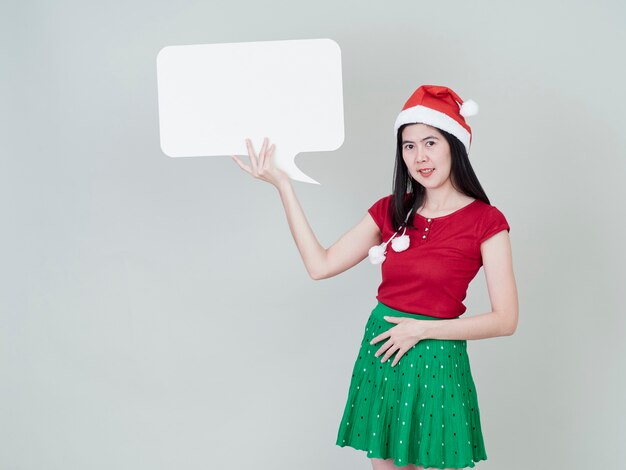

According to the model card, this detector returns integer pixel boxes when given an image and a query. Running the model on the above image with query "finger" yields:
[391,349,406,367]
[231,155,252,173]
[384,316,402,323]
[246,138,259,174]
[374,339,393,358]
[381,344,400,363]
[371,331,390,347]
[258,137,269,169]
[265,143,276,169]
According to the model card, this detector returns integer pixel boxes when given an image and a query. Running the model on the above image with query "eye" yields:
[425,140,436,147]
[403,144,414,150]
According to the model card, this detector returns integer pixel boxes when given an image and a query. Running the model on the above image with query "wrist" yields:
[276,179,292,194]
[420,319,441,341]
[408,319,429,342]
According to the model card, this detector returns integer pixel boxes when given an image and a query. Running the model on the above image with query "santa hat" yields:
[393,85,479,154]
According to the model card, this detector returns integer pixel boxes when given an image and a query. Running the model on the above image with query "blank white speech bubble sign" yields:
[156,38,344,184]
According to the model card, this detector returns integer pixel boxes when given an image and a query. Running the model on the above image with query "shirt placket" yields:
[420,218,433,243]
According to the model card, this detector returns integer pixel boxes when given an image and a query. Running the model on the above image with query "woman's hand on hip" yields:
[231,137,290,190]
[369,316,429,367]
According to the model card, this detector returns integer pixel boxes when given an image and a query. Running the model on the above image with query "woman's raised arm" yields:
[276,182,381,279]
[232,137,382,280]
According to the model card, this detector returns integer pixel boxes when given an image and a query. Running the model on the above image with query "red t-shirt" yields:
[368,194,510,318]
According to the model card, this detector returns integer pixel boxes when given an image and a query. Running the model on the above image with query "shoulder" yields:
[367,194,394,230]
[369,192,412,207]
[472,199,498,211]
[467,199,507,218]
[372,193,394,205]
[368,193,397,212]
[472,200,511,244]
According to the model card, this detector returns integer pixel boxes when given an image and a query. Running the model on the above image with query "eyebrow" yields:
[401,136,439,144]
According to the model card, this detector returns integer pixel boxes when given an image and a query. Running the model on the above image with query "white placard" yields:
[156,38,345,184]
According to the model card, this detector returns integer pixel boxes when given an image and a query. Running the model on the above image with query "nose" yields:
[415,145,427,163]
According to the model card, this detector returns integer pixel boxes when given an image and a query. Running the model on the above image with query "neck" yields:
[422,187,467,211]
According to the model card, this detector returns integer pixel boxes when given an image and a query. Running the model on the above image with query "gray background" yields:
[2,0,625,469]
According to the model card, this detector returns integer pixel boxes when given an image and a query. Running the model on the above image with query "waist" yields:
[371,301,458,321]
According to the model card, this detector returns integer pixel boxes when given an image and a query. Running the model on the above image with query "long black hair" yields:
[390,124,491,231]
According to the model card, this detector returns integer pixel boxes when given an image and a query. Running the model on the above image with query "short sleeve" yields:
[367,194,392,231]
[478,205,510,244]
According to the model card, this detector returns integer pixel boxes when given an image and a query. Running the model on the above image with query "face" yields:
[401,123,453,190]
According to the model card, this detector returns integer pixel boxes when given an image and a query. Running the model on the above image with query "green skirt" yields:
[336,301,487,469]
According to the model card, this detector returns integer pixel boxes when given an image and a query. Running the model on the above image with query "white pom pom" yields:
[391,234,410,252]
[368,244,387,265]
[459,99,479,118]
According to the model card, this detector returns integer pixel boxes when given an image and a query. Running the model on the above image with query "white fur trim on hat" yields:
[394,105,471,153]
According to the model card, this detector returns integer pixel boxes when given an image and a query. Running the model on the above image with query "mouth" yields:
[418,168,434,175]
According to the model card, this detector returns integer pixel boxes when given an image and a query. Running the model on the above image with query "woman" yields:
[232,84,518,470]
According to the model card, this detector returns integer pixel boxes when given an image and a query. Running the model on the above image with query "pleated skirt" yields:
[336,301,487,469]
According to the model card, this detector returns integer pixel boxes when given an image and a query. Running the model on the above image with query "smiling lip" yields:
[418,168,434,177]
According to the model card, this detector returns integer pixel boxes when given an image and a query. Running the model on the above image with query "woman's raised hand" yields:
[231,137,290,190]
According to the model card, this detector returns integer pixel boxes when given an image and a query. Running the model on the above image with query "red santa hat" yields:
[393,85,479,154]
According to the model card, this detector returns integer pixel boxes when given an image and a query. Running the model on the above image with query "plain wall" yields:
[2,0,625,469]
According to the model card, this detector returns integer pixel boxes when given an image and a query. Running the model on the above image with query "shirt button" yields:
[422,235,427,239]
[424,227,429,231]
[427,218,432,222]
